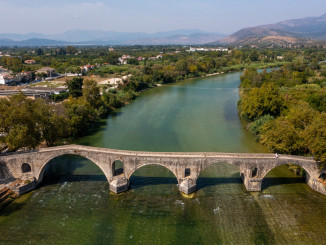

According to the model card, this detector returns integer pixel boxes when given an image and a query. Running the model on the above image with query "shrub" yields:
[248,115,274,140]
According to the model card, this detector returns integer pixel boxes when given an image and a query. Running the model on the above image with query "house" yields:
[15,72,33,82]
[118,58,128,65]
[156,54,163,59]
[80,65,96,73]
[24,60,36,65]
[121,55,133,59]
[0,74,14,85]
[118,55,135,65]
[36,67,55,77]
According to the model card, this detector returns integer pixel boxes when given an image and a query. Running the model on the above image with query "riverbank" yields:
[0,61,286,207]
[2,71,326,244]
[237,61,326,171]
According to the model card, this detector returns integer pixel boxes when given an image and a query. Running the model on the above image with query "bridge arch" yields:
[127,163,178,181]
[36,153,109,184]
[112,160,124,176]
[260,162,317,181]
[196,161,242,190]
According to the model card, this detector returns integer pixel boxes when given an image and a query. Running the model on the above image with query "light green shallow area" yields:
[1,72,326,245]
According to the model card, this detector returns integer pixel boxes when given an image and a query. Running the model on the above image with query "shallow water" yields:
[1,73,326,244]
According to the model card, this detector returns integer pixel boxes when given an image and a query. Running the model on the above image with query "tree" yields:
[286,103,317,130]
[36,48,44,56]
[303,112,326,164]
[249,50,260,62]
[83,79,101,108]
[127,58,139,65]
[64,97,99,137]
[0,93,41,151]
[34,100,69,146]
[240,83,284,120]
[260,118,305,154]
[66,46,77,55]
[175,60,188,73]
[66,77,84,98]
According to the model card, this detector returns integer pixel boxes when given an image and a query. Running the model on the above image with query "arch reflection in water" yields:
[41,154,107,186]
[129,164,178,195]
[196,162,244,194]
[262,164,306,192]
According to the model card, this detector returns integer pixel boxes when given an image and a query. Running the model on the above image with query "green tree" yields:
[175,60,188,73]
[240,83,284,120]
[66,77,84,98]
[66,46,77,55]
[0,93,41,151]
[303,112,326,164]
[64,97,99,137]
[82,79,101,108]
[260,118,304,154]
[249,50,260,62]
[34,100,69,146]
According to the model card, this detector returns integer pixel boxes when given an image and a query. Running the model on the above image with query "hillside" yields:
[0,29,225,46]
[0,38,69,47]
[218,13,326,46]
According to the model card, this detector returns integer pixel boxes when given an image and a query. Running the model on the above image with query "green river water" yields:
[1,72,326,244]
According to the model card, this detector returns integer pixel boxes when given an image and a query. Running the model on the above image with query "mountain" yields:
[218,13,326,46]
[125,33,224,45]
[0,38,70,47]
[0,29,225,46]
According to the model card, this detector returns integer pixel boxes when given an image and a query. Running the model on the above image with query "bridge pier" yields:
[241,170,262,192]
[244,178,263,191]
[109,177,129,194]
[179,178,197,195]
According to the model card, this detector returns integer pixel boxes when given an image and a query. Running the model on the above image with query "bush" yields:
[248,115,274,140]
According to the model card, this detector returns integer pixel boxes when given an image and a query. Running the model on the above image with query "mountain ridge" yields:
[0,29,225,46]
[218,13,326,46]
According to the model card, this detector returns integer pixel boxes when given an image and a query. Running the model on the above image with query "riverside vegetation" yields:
[0,46,325,153]
[239,57,326,167]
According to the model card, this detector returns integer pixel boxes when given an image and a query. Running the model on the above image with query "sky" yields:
[0,0,325,34]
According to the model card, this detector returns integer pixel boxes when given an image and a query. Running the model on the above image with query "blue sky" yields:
[1,0,325,34]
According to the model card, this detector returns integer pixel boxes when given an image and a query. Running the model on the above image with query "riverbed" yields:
[0,72,326,244]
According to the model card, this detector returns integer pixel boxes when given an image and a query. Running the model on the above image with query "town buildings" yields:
[36,67,56,77]
[24,60,36,65]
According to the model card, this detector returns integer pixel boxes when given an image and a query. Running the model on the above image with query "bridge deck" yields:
[0,144,316,162]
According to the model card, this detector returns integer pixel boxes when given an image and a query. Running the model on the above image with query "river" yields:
[1,72,326,244]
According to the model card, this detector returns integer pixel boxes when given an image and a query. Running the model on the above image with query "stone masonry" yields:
[0,145,324,195]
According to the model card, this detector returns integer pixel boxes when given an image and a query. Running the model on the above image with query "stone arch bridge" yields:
[0,145,325,195]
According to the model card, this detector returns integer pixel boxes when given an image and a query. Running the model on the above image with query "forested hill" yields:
[216,13,326,46]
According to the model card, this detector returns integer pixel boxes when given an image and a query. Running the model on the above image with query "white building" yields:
[0,74,14,85]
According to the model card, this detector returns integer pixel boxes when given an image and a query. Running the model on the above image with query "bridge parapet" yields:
[0,145,322,195]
